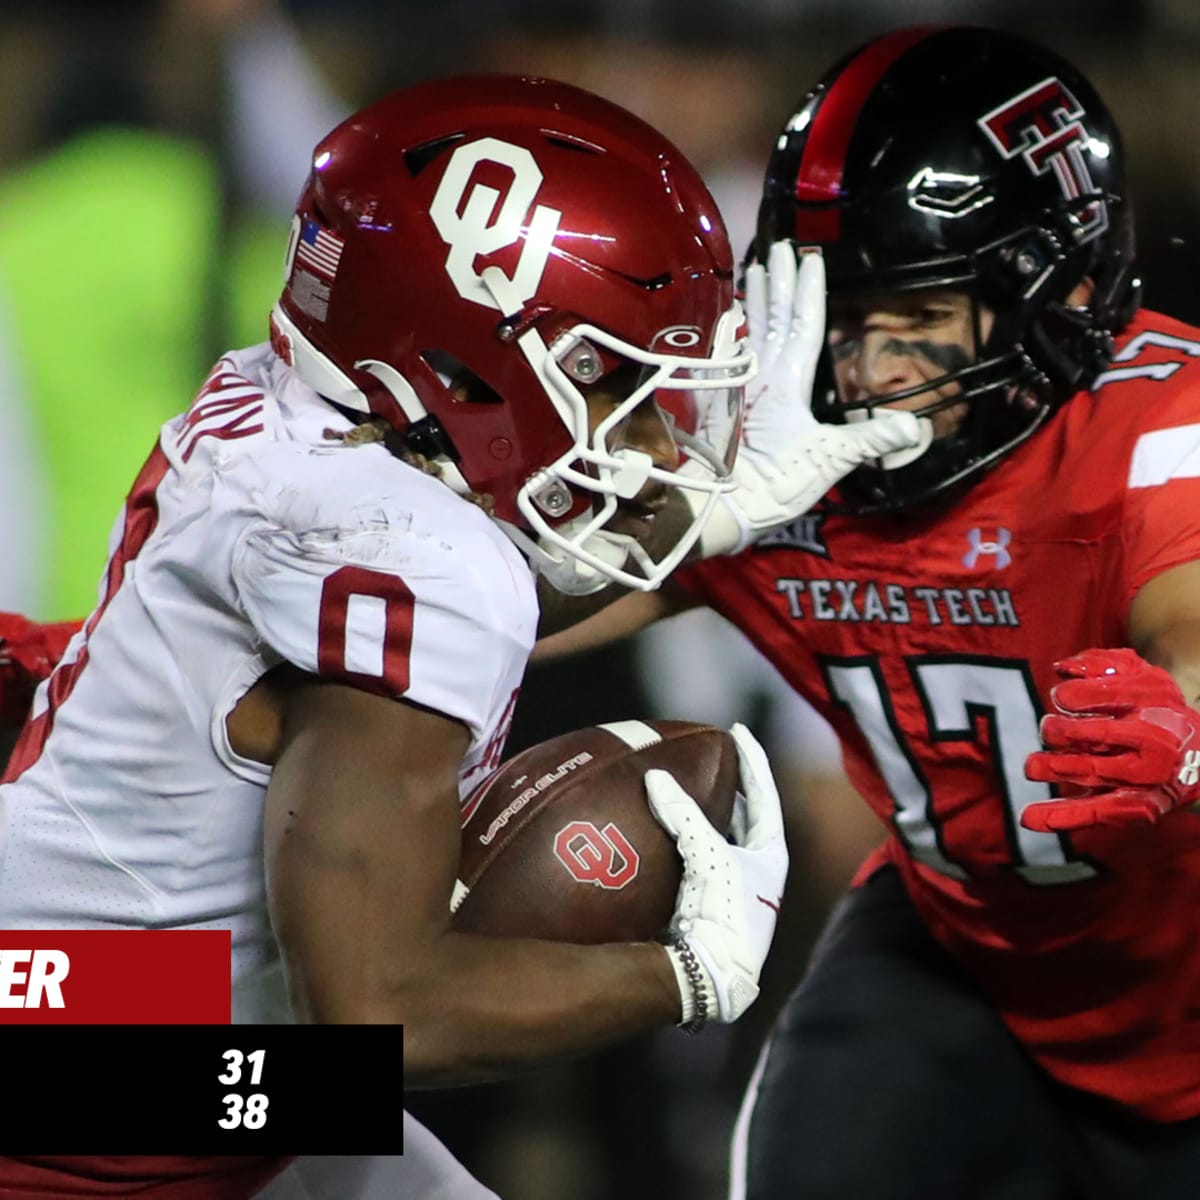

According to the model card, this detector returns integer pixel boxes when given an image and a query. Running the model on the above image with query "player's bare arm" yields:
[247,671,679,1083]
[1127,559,1200,706]
[532,580,696,664]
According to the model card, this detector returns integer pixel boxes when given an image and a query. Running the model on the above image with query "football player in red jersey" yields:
[536,25,1200,1199]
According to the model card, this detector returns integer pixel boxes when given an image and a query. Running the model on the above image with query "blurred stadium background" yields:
[0,2,1196,1197]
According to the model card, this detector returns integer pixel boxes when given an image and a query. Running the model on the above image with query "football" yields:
[452,720,739,943]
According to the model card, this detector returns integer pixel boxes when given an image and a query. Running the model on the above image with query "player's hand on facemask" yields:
[644,723,788,1028]
[686,242,932,557]
[1022,648,1200,831]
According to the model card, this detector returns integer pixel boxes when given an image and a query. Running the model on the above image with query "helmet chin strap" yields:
[535,523,634,597]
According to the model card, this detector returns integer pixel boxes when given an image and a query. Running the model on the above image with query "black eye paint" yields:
[876,337,972,375]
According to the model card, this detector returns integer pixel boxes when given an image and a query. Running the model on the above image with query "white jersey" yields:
[0,343,537,1018]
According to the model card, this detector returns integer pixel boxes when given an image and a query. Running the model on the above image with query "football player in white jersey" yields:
[0,75,797,1197]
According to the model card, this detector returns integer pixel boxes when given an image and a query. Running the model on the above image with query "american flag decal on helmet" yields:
[295,218,345,282]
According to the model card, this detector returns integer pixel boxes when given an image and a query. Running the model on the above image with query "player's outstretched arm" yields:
[262,674,684,1085]
[1022,560,1200,831]
[644,724,789,1027]
[532,579,697,663]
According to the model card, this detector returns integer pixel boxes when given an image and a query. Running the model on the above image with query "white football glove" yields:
[645,723,789,1027]
[683,241,932,557]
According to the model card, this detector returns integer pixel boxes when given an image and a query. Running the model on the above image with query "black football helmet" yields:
[756,25,1140,512]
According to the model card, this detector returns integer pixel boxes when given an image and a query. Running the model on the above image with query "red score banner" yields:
[0,930,231,1023]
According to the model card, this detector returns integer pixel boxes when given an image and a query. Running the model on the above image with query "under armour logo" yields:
[963,527,1012,569]
[1178,750,1200,787]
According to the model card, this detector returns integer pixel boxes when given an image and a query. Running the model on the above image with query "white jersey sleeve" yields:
[226,445,535,742]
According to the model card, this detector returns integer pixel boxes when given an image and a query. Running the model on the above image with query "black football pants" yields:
[731,866,1200,1200]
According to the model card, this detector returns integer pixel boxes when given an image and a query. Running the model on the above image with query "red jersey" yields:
[679,308,1200,1120]
[0,615,79,724]
[0,1157,293,1199]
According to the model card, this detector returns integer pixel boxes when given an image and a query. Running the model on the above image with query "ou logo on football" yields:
[429,137,562,311]
[554,820,641,890]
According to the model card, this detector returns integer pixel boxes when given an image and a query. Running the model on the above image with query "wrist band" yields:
[661,930,711,1034]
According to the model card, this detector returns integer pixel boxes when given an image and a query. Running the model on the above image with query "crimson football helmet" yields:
[270,74,751,592]
[756,26,1139,512]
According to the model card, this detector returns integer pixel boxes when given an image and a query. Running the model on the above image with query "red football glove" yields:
[1023,648,1200,832]
[0,613,80,725]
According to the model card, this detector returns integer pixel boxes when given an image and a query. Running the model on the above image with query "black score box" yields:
[4,1026,404,1152]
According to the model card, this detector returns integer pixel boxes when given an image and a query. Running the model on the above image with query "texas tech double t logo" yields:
[979,77,1108,242]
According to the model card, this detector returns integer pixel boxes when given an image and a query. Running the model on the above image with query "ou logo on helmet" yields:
[554,820,641,890]
[429,137,563,311]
